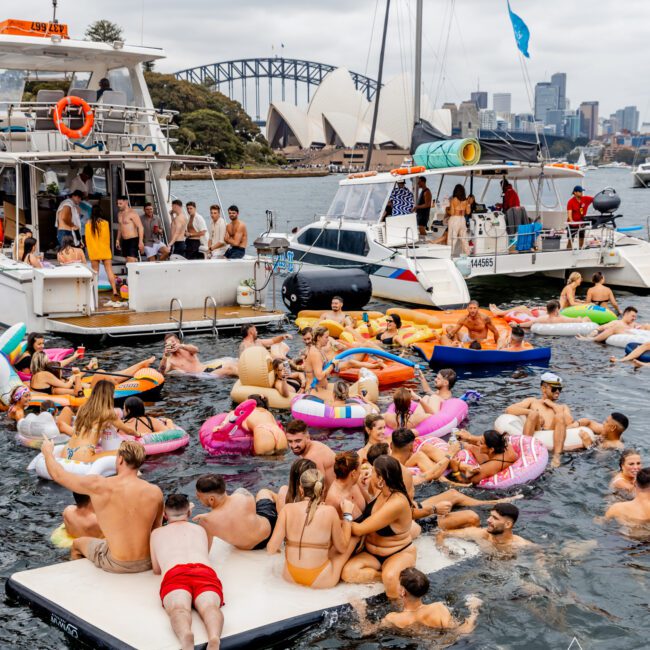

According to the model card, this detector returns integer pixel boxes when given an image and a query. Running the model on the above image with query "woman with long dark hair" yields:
[342,454,417,598]
[449,429,518,484]
[22,237,44,268]
[85,204,118,299]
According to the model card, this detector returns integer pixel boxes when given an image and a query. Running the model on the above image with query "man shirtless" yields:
[319,296,353,328]
[447,300,500,344]
[414,367,456,414]
[575,412,629,450]
[151,494,223,650]
[62,492,102,539]
[194,474,278,550]
[42,439,164,572]
[168,199,189,258]
[239,323,291,359]
[223,205,248,259]
[604,468,650,526]
[579,306,645,342]
[116,195,144,263]
[159,334,238,378]
[505,372,576,466]
[285,419,336,490]
[437,503,533,551]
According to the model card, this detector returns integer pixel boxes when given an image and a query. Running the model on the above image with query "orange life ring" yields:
[53,95,94,139]
[390,165,426,176]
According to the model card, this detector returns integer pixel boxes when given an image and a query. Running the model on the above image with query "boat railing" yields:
[0,100,178,154]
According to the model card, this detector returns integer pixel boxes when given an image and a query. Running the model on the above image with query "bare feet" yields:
[489,304,502,316]
[551,454,561,468]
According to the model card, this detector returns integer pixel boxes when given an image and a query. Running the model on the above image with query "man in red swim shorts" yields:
[150,494,224,650]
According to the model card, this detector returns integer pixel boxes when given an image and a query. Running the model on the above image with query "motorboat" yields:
[0,20,285,339]
[631,159,650,188]
[287,163,650,308]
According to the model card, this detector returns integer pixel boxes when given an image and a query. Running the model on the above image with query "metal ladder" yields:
[169,298,184,339]
[203,296,219,339]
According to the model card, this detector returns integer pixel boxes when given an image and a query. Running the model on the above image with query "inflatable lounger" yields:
[6,536,477,650]
[413,342,551,366]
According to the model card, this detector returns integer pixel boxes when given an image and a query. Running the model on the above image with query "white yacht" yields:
[631,159,650,188]
[287,163,650,308]
[0,21,285,339]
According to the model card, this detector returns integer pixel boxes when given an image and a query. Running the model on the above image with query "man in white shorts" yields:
[142,202,170,261]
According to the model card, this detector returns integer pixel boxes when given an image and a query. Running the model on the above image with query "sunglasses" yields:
[548,385,562,393]
[386,319,394,323]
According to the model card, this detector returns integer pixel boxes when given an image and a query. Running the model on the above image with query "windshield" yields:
[0,69,26,104]
[326,183,389,221]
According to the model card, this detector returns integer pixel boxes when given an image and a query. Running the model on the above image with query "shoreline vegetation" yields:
[169,167,331,180]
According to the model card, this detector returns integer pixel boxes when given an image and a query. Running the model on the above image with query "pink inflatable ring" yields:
[385,397,468,440]
[199,399,257,456]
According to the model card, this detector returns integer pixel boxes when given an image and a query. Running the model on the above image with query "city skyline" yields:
[15,0,649,126]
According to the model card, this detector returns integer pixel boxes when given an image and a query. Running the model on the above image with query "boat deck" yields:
[48,305,287,339]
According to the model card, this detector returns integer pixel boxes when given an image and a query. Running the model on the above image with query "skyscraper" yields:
[622,106,640,133]
[470,91,488,109]
[579,101,599,140]
[534,82,559,122]
[493,93,511,114]
[550,73,567,110]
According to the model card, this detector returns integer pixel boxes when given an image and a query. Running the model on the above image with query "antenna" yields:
[52,0,58,23]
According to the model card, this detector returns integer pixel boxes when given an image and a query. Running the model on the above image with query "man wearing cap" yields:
[505,372,576,467]
[566,186,593,249]
[388,180,414,217]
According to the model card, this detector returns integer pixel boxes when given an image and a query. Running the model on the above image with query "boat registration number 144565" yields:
[470,256,494,269]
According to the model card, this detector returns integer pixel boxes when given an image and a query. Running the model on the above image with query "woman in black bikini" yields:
[121,397,176,434]
[375,314,402,345]
[341,455,417,599]
[449,429,517,485]
[30,351,83,396]
[586,272,620,315]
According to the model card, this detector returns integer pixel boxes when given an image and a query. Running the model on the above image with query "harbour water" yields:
[2,168,649,649]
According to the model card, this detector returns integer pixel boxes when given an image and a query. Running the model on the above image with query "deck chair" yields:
[97,90,127,135]
[67,88,99,130]
[514,222,542,252]
[34,90,64,130]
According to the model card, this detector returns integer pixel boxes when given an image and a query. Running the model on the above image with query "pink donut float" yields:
[453,434,547,489]
[199,399,257,455]
[100,428,190,456]
[290,395,369,429]
[384,398,468,440]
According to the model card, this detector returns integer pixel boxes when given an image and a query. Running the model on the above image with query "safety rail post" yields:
[168,298,184,339]
[203,296,219,339]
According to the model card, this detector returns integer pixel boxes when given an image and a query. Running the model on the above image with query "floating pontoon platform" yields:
[6,536,476,649]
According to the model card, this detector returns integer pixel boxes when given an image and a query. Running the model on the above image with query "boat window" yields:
[297,227,368,256]
[0,69,26,104]
[361,183,389,221]
[326,183,389,221]
[69,72,91,92]
[107,67,134,104]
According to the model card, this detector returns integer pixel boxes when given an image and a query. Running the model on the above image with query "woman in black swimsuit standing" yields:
[341,455,417,599]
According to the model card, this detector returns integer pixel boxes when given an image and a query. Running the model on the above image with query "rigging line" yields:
[395,0,410,137]
[355,0,381,136]
[424,0,450,107]
[433,1,455,110]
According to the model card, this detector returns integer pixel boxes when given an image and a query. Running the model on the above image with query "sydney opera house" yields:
[266,68,451,167]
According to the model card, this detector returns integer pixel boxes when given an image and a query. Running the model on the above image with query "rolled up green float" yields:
[413,138,481,169]
[560,304,617,324]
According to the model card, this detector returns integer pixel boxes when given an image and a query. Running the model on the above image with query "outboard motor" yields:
[590,187,622,228]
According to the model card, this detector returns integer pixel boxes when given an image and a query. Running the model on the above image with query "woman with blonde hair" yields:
[267,468,358,588]
[30,351,83,396]
[60,380,140,463]
[559,271,584,309]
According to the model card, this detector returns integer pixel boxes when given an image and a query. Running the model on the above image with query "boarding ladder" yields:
[169,298,184,339]
[203,296,219,339]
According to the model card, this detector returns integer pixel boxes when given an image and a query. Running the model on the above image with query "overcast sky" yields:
[16,0,650,122]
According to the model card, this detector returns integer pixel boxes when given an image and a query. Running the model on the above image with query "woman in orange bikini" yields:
[267,468,358,588]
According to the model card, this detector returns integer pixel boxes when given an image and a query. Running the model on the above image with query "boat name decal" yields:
[470,257,495,269]
[50,613,79,638]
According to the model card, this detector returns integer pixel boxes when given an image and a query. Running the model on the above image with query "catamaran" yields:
[0,18,284,339]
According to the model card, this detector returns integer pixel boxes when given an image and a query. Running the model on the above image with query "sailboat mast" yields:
[414,0,423,125]
[365,0,391,171]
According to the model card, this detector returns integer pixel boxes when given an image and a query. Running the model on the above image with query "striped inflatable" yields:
[291,395,369,429]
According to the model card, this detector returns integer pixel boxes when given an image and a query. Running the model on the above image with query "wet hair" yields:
[618,448,641,471]
[73,492,91,507]
[228,205,239,213]
[363,413,384,444]
[393,387,413,428]
[171,199,183,207]
[26,332,45,355]
[241,323,255,337]
[22,237,37,261]
[546,299,560,314]
[469,340,482,350]
[186,201,196,208]
[299,469,324,525]
[123,396,145,419]
[373,455,413,506]
[483,429,508,454]
[286,458,317,503]
[165,493,190,514]
[635,468,650,489]
[312,326,329,345]
[367,442,390,466]
[611,412,629,433]
[391,427,415,450]
[492,502,519,523]
[567,272,582,285]
[196,474,226,494]
[210,204,221,212]
[117,440,146,469]
[623,306,638,315]
[511,325,525,340]
[286,419,308,436]
[452,184,467,201]
[399,567,429,598]
[334,450,360,479]
[249,393,269,409]
[438,368,456,388]
[272,358,285,375]
[387,313,402,328]
[333,381,349,401]
[592,271,604,284]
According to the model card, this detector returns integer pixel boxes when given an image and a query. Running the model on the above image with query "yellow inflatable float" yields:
[231,347,380,409]
[387,308,442,346]
[295,310,385,339]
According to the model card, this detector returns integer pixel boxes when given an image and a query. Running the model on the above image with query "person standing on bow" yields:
[566,185,593,249]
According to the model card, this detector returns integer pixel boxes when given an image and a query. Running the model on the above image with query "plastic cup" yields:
[76,345,85,360]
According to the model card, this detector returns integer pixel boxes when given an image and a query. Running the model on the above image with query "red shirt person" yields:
[567,186,593,224]
[501,180,521,211]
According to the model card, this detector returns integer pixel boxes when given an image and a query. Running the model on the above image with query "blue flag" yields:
[507,0,530,58]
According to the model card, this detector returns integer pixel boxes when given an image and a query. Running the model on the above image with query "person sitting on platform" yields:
[63,492,103,540]
[142,202,170,261]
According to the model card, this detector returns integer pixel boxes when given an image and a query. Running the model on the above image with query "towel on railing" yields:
[515,222,542,251]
